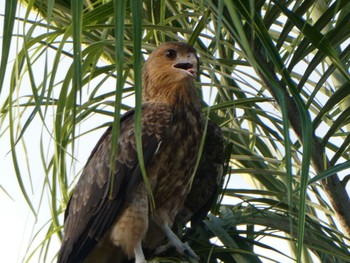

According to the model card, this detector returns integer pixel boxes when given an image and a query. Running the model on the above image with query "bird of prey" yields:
[57,42,224,263]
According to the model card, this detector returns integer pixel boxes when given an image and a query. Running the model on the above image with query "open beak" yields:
[173,62,197,78]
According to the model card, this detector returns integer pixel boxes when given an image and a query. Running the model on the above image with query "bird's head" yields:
[142,42,199,105]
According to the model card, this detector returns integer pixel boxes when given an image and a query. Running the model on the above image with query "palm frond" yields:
[1,1,350,262]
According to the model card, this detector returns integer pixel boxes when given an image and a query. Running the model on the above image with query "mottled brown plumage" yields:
[178,120,224,227]
[143,119,224,260]
[57,42,223,263]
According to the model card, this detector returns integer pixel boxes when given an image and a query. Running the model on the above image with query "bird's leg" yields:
[154,241,173,255]
[134,241,147,263]
[156,223,199,261]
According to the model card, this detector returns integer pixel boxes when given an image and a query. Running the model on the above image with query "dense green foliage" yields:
[1,1,350,262]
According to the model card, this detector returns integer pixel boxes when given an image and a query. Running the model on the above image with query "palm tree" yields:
[1,0,350,262]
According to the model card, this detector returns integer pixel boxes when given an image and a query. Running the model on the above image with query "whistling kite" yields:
[57,42,224,263]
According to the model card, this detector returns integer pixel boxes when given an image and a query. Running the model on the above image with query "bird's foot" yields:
[155,241,172,255]
[159,224,199,261]
[155,241,199,261]
[175,241,199,261]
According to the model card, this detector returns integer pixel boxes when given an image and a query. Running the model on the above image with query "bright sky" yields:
[0,4,58,262]
[0,3,104,262]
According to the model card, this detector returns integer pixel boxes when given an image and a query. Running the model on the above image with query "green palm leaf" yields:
[1,1,350,262]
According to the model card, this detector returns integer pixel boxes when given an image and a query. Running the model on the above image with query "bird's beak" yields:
[173,62,197,78]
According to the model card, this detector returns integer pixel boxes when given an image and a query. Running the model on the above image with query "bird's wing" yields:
[178,120,224,226]
[58,103,173,263]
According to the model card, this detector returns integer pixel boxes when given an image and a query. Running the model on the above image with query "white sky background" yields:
[2,2,347,263]
[0,3,111,262]
[0,4,57,263]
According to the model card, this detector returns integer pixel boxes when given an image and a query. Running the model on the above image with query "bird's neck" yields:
[142,80,201,111]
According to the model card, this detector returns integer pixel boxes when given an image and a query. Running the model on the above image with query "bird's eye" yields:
[165,49,177,59]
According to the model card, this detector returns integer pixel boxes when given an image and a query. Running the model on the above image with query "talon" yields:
[158,224,199,261]
[177,242,199,261]
[155,242,172,255]
[181,244,199,260]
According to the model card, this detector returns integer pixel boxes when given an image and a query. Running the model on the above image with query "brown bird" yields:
[57,42,223,263]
